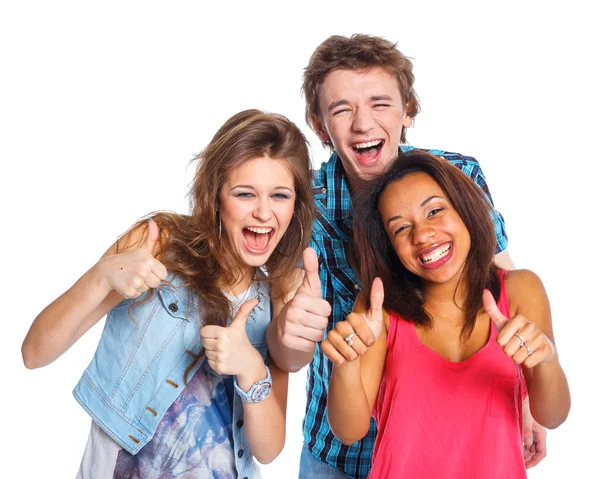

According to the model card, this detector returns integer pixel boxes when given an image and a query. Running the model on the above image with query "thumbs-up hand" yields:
[321,278,385,366]
[202,299,264,379]
[99,218,168,299]
[297,247,323,298]
[275,248,332,352]
[483,289,555,368]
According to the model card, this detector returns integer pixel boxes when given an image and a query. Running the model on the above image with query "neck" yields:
[218,266,256,296]
[421,272,469,320]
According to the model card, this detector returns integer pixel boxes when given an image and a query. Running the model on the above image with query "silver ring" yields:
[514,333,526,348]
[525,344,533,356]
[344,333,357,346]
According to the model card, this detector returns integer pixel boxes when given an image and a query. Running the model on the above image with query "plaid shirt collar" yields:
[316,146,417,224]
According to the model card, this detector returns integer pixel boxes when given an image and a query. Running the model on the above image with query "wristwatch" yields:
[234,365,272,403]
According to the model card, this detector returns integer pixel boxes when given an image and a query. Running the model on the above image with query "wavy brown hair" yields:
[302,34,420,146]
[353,151,501,340]
[121,109,314,330]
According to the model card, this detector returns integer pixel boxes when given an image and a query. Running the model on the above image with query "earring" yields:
[218,214,222,239]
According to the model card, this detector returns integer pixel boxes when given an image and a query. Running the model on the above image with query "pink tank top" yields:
[371,272,527,478]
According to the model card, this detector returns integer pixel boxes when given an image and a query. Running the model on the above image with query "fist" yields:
[202,299,262,376]
[483,289,555,368]
[100,218,168,298]
[321,278,384,366]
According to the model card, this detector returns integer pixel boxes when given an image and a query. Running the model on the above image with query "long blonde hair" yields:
[122,109,314,327]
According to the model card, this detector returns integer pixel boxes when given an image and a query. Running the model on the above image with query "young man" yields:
[267,34,546,478]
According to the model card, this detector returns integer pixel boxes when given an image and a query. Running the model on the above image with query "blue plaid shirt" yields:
[304,146,508,479]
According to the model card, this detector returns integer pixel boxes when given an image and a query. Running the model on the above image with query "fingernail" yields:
[368,339,375,346]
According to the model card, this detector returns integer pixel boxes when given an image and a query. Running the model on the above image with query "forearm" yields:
[22,263,115,369]
[327,360,372,445]
[266,320,315,373]
[527,359,570,429]
[238,362,288,464]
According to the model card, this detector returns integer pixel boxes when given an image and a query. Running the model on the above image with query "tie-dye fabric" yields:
[76,277,270,479]
[113,360,236,478]
[78,361,237,479]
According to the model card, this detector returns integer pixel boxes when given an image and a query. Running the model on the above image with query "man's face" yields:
[313,66,413,189]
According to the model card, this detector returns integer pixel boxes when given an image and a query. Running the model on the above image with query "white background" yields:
[2,1,598,477]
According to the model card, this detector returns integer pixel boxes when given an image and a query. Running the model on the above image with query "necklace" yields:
[226,279,265,324]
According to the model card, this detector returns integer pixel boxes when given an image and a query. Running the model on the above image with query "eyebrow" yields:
[231,185,294,192]
[372,95,393,102]
[327,95,395,112]
[385,195,444,226]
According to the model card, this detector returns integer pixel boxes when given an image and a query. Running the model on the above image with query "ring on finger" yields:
[344,333,357,346]
[514,333,526,348]
[525,343,533,356]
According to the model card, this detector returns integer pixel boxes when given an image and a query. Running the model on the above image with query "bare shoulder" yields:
[506,269,550,324]
[506,269,546,297]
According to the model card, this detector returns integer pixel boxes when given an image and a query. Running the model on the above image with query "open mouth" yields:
[418,242,453,269]
[352,140,384,165]
[242,226,275,254]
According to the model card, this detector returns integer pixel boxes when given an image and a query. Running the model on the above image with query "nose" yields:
[352,106,375,133]
[412,222,436,245]
[253,198,273,222]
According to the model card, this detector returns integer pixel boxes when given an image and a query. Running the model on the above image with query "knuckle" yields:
[125,289,139,298]
[334,321,347,333]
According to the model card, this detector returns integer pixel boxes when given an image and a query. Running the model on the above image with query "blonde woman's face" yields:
[218,156,296,272]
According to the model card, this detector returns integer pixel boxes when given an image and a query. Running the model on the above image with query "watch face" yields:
[251,383,272,402]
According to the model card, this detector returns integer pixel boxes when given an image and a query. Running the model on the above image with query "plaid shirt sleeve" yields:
[437,150,509,254]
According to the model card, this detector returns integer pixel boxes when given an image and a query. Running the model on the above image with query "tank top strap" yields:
[386,309,415,350]
[497,268,510,318]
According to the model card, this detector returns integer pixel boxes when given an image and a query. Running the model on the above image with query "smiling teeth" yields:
[353,140,382,149]
[247,227,272,234]
[420,244,451,264]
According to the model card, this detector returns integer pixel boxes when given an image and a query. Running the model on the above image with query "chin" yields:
[240,251,272,268]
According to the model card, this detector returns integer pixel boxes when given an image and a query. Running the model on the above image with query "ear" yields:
[311,114,331,144]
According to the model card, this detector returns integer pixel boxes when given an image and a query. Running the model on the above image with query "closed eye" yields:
[333,108,351,116]
[273,193,291,200]
[235,192,255,199]
[393,224,410,236]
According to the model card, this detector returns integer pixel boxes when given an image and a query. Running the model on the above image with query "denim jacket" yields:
[73,275,270,479]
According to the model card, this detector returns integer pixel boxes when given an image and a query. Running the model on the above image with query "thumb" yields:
[482,289,509,331]
[300,247,322,298]
[229,298,259,330]
[368,277,384,324]
[141,218,160,255]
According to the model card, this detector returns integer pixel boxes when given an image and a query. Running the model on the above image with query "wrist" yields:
[85,260,114,297]
[536,353,561,371]
[235,349,265,390]
[333,358,361,374]
[235,363,272,403]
